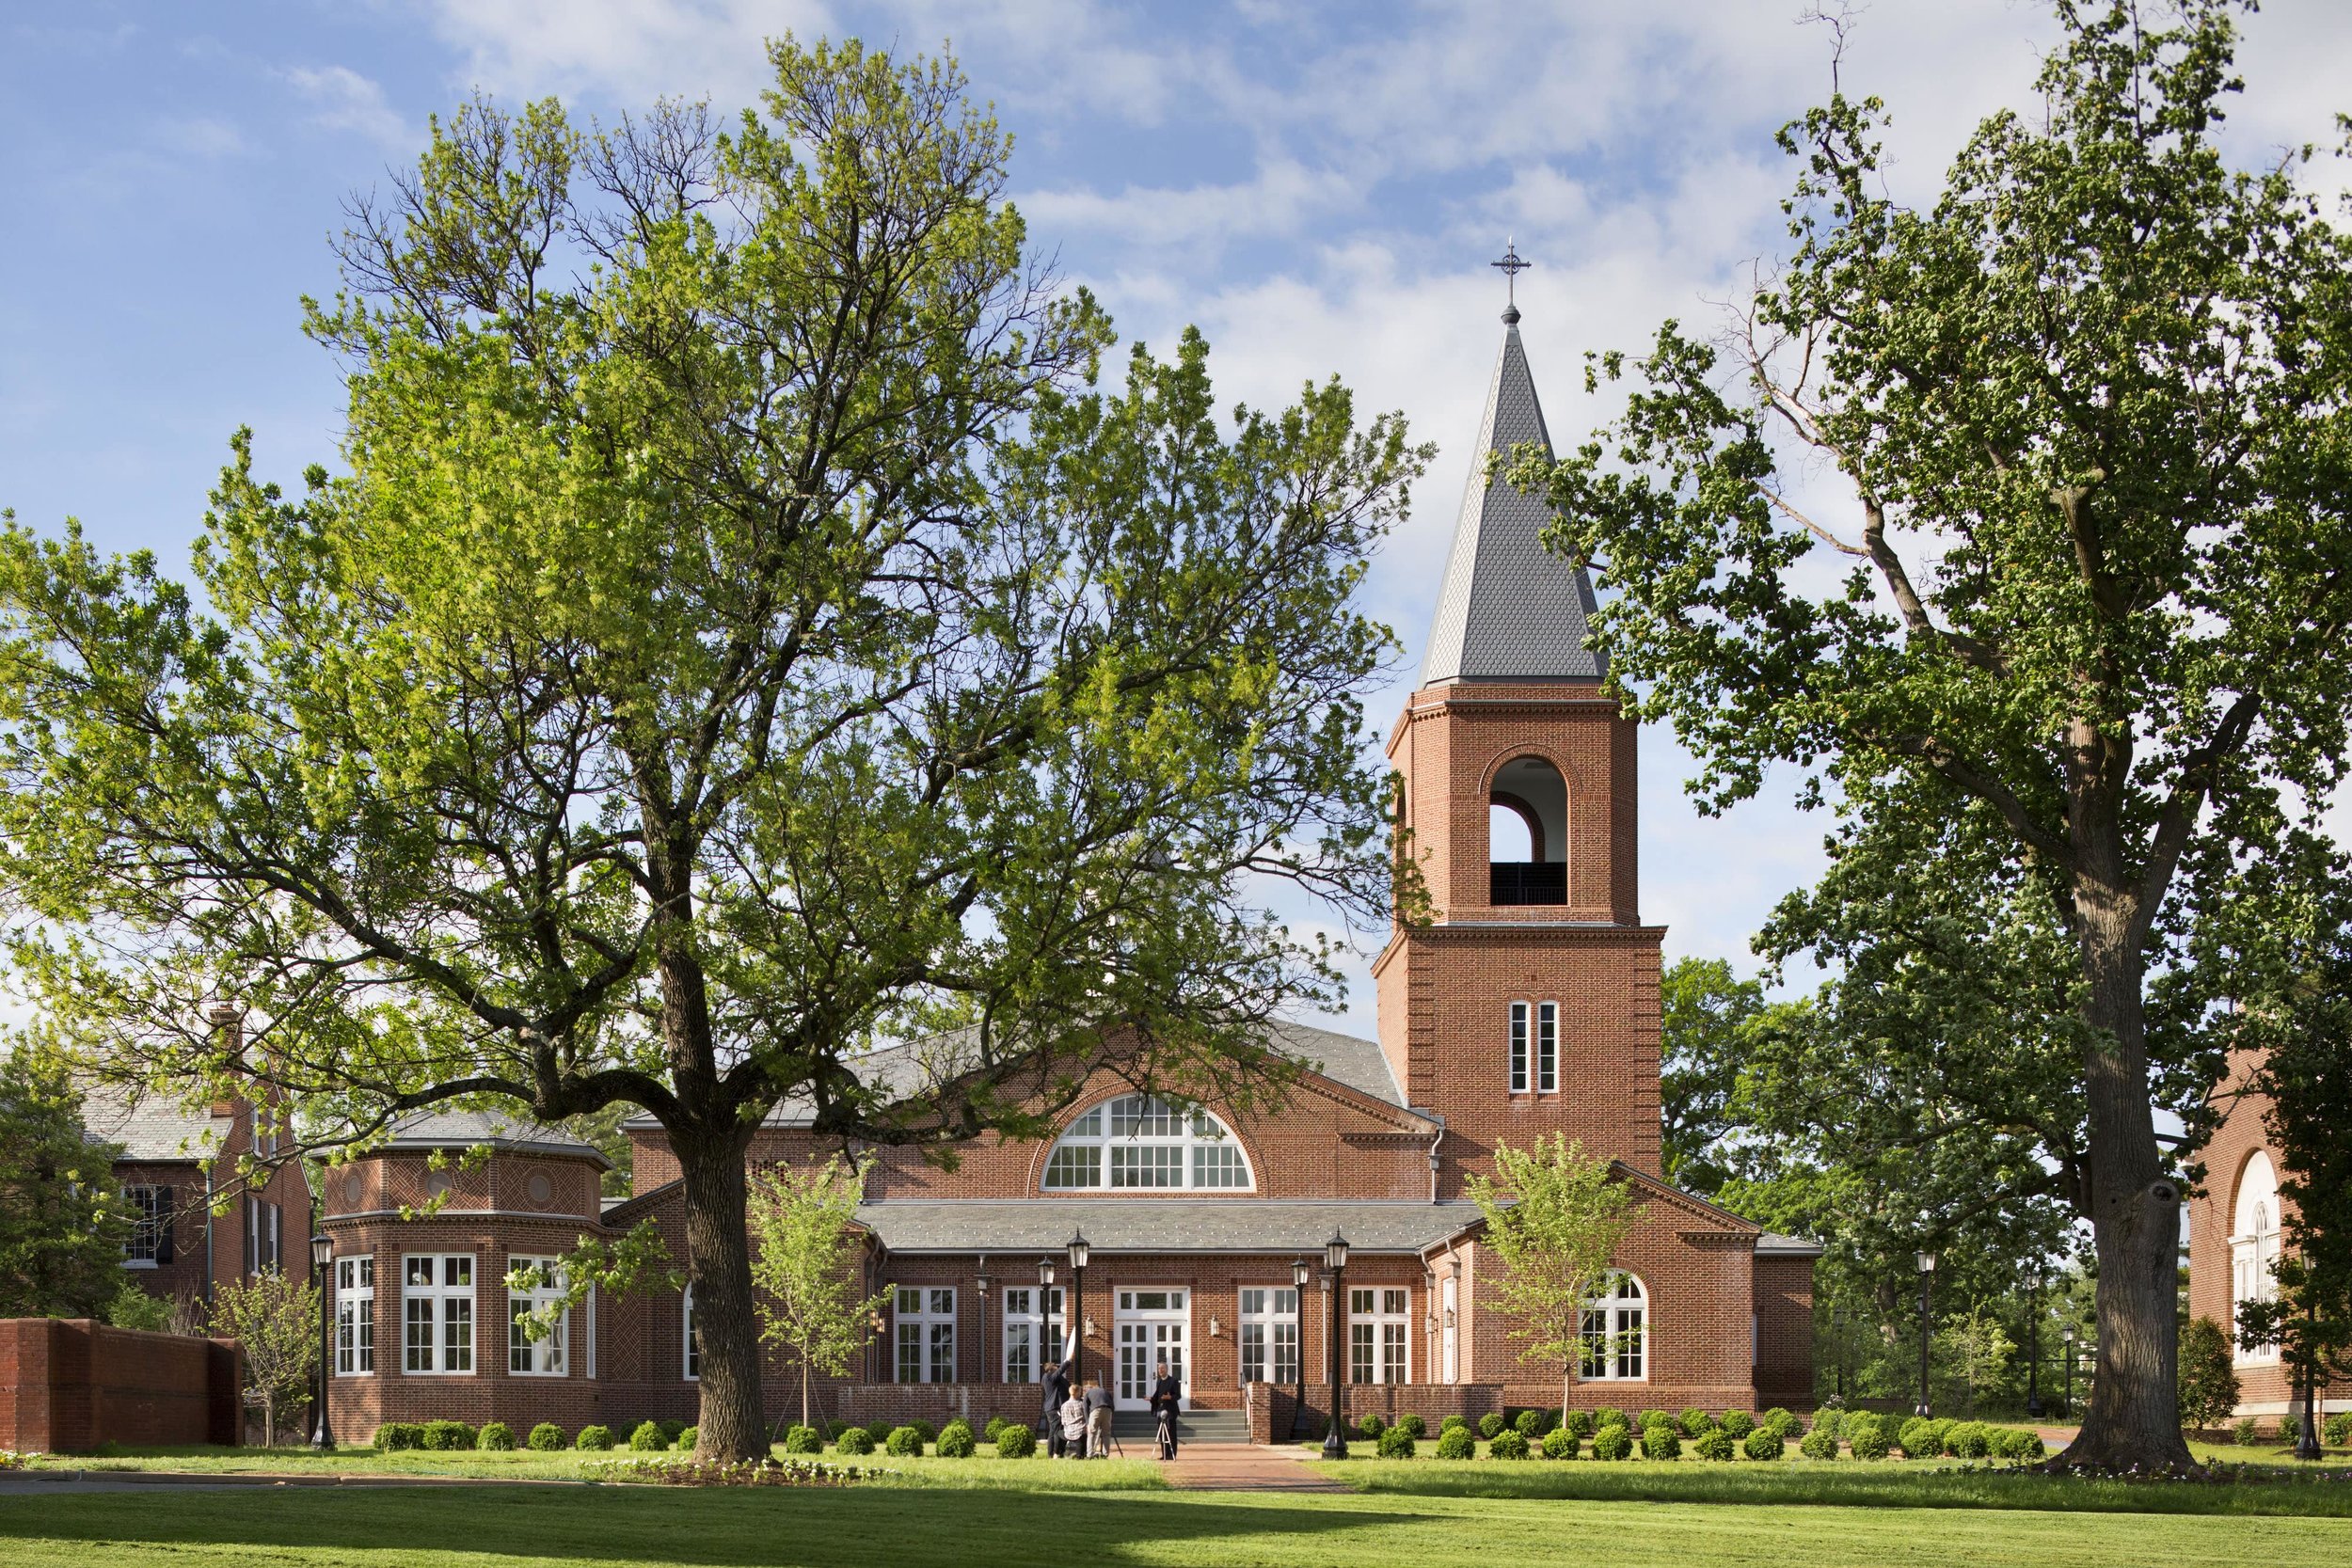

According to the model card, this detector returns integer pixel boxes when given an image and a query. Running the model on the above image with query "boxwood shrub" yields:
[1395,1413,1426,1438]
[864,1421,896,1448]
[1635,1409,1669,1432]
[1513,1408,1549,1438]
[2233,1416,2263,1446]
[1897,1417,1937,1458]
[1596,1407,1630,1432]
[836,1426,876,1455]
[372,1422,424,1451]
[784,1424,823,1454]
[1692,1429,1735,1461]
[1993,1428,2044,1462]
[884,1424,924,1457]
[1541,1426,1578,1460]
[1564,1409,1595,1438]
[527,1422,565,1452]
[1761,1406,1799,1437]
[993,1422,1037,1458]
[1487,1428,1530,1459]
[1435,1425,1475,1460]
[1742,1427,1785,1461]
[628,1421,666,1451]
[1477,1411,1508,1439]
[2327,1411,2352,1449]
[575,1425,613,1450]
[1640,1422,1681,1460]
[1719,1410,1756,1440]
[675,1426,698,1452]
[1811,1407,1845,1439]
[937,1421,977,1458]
[478,1422,516,1451]
[1845,1415,1889,1461]
[1376,1425,1417,1459]
[1946,1421,1992,1459]
[1439,1414,1470,1434]
[1800,1425,1839,1460]
[1358,1413,1386,1439]
[1591,1424,1633,1461]
[1678,1407,1716,1437]
[422,1419,476,1451]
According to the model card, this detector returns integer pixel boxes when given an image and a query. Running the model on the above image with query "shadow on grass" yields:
[0,1481,1423,1568]
[1316,1459,2352,1518]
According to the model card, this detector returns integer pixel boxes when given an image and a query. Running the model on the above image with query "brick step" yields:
[1109,1409,1251,1445]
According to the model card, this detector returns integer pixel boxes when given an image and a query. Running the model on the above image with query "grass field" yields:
[3,1481,2350,1568]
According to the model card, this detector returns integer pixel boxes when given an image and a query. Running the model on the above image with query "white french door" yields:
[1114,1288,1189,1411]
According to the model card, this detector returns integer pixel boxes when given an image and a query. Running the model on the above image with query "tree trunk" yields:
[2056,894,2193,1470]
[677,1124,770,1462]
[801,1354,812,1434]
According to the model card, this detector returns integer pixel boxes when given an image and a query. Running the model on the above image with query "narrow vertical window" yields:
[1536,1001,1558,1093]
[1509,1002,1529,1093]
[335,1255,374,1375]
[507,1256,568,1376]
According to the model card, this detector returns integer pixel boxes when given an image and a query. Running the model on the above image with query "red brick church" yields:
[316,295,1820,1445]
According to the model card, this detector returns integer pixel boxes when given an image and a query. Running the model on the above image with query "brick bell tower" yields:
[1375,268,1666,1196]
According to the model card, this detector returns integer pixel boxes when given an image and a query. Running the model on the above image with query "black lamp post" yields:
[2297,1298,2324,1462]
[1913,1247,1937,1419]
[1322,1230,1349,1459]
[974,1257,990,1386]
[2061,1325,2076,1419]
[2024,1263,2044,1418]
[1289,1257,1311,1440]
[310,1232,336,1450]
[1066,1231,1090,1391]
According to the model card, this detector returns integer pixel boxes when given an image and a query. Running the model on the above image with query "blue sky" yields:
[5,1,2348,1037]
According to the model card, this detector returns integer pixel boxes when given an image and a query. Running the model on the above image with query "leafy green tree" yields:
[1466,1133,1644,1431]
[748,1156,884,1433]
[211,1267,320,1447]
[1657,957,1766,1197]
[1512,1,2352,1467]
[0,1049,132,1319]
[0,40,1418,1462]
[2176,1315,2242,1434]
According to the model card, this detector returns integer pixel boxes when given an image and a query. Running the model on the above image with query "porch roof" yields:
[857,1198,1486,1257]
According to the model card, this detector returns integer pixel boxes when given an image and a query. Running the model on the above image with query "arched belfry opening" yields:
[1489,754,1566,905]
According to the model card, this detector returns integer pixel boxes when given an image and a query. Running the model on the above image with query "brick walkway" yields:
[1153,1444,1347,1492]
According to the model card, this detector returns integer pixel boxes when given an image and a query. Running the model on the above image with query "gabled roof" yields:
[80,1084,231,1164]
[1418,304,1605,686]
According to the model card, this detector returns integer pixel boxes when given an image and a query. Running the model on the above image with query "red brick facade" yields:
[0,1318,241,1452]
[2186,1048,2348,1418]
[109,1086,316,1319]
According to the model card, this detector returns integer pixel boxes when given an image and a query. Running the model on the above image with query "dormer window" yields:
[1041,1095,1253,1191]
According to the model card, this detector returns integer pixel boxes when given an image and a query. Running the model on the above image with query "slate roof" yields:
[80,1084,230,1164]
[368,1109,611,1169]
[1418,306,1606,686]
[856,1199,1486,1256]
[1756,1231,1826,1257]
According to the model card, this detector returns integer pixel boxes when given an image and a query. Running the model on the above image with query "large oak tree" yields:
[0,40,1421,1460]
[1513,1,2352,1467]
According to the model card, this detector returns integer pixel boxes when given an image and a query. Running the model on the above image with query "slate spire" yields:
[1417,280,1604,687]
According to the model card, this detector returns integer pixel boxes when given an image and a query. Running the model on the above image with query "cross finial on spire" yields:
[1491,238,1531,320]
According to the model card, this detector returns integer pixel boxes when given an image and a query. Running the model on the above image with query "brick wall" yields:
[0,1319,240,1452]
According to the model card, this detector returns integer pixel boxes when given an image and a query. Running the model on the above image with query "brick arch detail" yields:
[1474,746,1581,872]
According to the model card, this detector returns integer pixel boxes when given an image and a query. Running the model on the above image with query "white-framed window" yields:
[896,1286,956,1384]
[335,1255,374,1375]
[1003,1286,1065,1384]
[1041,1095,1254,1191]
[1238,1287,1299,1386]
[1349,1287,1408,1385]
[1536,1000,1558,1093]
[122,1184,171,1266]
[1580,1273,1647,1381]
[245,1196,281,1275]
[2232,1152,2282,1366]
[507,1255,568,1376]
[682,1285,699,1381]
[403,1253,475,1374]
[1509,1002,1529,1093]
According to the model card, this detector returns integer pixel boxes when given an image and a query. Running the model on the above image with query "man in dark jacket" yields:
[1041,1359,1071,1457]
[1149,1361,1182,1460]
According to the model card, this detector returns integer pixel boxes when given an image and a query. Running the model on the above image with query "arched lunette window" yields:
[1041,1095,1252,1191]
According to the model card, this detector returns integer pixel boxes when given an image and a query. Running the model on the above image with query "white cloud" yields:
[1021,159,1356,253]
[285,65,412,151]
[421,0,831,104]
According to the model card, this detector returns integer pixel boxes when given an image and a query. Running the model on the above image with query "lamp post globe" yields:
[1322,1232,1349,1459]
[310,1231,336,1450]
[1066,1231,1089,1387]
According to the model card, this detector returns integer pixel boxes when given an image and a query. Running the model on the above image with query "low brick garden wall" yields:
[0,1318,240,1453]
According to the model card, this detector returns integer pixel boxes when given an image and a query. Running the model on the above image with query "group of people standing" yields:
[1040,1358,1182,1461]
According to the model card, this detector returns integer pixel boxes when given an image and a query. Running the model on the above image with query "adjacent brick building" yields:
[2186,1047,2348,1420]
[317,296,1820,1444]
